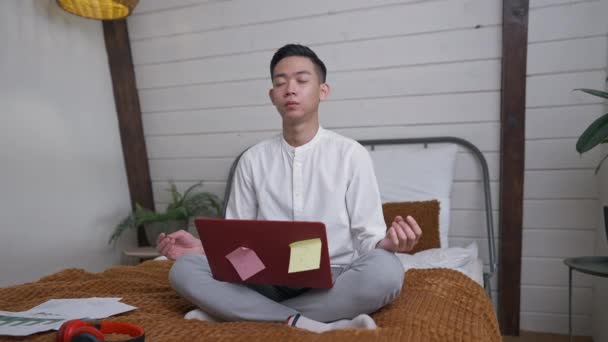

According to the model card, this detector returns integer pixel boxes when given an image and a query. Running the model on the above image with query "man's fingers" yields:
[387,227,399,246]
[388,217,425,252]
[171,229,197,245]
[158,237,174,256]
[159,243,171,257]
[404,224,417,241]
[167,249,178,260]
[167,230,182,238]
[406,216,423,239]
[406,237,416,251]
[156,236,169,253]
[393,223,408,250]
[395,220,415,241]
[392,218,423,252]
[156,233,166,246]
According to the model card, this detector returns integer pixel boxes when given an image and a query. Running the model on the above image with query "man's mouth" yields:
[285,101,299,108]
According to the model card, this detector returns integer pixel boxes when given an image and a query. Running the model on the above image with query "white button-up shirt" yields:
[225,127,386,266]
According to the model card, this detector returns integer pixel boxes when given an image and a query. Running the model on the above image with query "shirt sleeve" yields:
[224,151,258,219]
[345,145,387,255]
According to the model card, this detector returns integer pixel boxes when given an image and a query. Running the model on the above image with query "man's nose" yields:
[285,80,297,95]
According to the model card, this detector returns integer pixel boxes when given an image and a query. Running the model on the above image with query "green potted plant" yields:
[575,88,608,174]
[109,181,222,246]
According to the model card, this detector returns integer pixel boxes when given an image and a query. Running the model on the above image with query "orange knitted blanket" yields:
[0,260,500,341]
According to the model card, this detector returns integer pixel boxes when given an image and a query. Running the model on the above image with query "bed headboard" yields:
[221,136,497,298]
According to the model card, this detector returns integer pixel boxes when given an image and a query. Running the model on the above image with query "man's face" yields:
[269,56,329,125]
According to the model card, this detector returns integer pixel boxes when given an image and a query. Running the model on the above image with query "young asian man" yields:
[157,43,422,333]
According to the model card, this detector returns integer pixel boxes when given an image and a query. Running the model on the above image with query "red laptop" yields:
[195,218,333,289]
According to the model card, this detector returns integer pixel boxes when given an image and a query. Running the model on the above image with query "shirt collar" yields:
[281,126,325,155]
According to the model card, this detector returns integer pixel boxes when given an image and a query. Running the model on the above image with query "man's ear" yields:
[268,88,276,105]
[319,83,330,100]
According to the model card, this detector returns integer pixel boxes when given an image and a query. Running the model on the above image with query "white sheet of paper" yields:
[0,298,136,337]
[0,311,69,336]
[24,297,135,319]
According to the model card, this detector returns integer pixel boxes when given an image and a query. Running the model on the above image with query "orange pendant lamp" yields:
[57,0,139,20]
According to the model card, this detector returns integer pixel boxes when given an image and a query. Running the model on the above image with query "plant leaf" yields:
[183,192,222,217]
[574,88,608,99]
[181,181,204,202]
[595,153,608,175]
[110,180,219,244]
[109,213,138,245]
[576,113,608,153]
[168,181,181,207]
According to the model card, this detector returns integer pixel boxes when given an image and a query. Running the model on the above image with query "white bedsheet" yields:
[462,257,484,287]
[396,242,484,286]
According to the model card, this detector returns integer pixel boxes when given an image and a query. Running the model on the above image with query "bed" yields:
[0,137,501,341]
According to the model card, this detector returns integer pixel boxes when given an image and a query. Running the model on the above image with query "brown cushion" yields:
[382,200,440,254]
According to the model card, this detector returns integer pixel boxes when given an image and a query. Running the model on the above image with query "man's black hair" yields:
[270,44,327,83]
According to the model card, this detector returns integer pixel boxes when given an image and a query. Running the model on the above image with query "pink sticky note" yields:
[225,247,266,280]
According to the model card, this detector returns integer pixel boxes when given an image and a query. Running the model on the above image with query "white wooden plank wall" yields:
[523,0,608,335]
[126,0,563,331]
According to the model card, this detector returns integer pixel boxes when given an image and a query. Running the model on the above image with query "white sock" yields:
[287,313,377,333]
[184,309,220,322]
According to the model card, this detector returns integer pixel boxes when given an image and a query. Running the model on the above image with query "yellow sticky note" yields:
[288,238,322,273]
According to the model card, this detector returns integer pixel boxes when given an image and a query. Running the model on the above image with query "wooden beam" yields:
[499,0,529,335]
[103,19,153,246]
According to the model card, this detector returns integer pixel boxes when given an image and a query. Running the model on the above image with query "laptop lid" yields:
[195,218,333,289]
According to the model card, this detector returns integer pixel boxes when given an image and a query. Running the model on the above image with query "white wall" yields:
[594,161,608,342]
[592,8,608,339]
[128,0,606,335]
[523,0,608,335]
[0,0,133,286]
[129,0,502,305]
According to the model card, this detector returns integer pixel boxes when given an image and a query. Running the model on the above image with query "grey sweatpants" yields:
[169,249,404,323]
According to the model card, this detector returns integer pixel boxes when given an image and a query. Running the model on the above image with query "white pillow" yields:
[396,241,478,270]
[370,144,458,248]
[396,242,481,285]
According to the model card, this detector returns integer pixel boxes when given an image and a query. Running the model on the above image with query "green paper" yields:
[288,238,322,273]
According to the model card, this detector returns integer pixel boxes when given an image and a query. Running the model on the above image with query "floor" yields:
[503,331,593,342]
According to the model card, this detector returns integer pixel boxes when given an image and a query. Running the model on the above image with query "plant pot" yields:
[144,220,188,247]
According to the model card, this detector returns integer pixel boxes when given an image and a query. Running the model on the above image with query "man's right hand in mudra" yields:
[156,230,205,260]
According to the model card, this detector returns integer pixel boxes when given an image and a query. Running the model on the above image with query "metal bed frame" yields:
[221,137,497,300]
